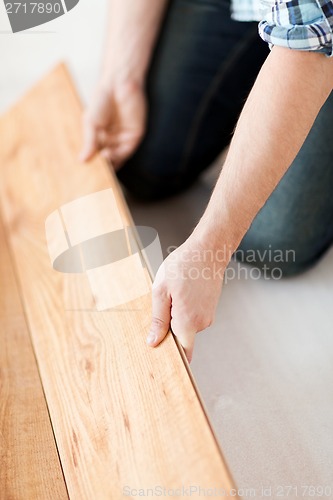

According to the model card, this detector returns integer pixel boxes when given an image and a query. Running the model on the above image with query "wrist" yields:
[95,76,145,110]
[189,223,236,268]
[191,203,252,265]
[100,35,151,89]
[100,64,146,90]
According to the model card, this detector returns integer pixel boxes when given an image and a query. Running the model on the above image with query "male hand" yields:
[80,81,147,169]
[147,235,226,362]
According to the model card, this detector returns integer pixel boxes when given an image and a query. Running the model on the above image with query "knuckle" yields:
[204,314,214,328]
[193,314,214,332]
[151,316,166,330]
[195,320,206,332]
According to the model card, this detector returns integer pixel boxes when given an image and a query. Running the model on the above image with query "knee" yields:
[236,227,323,277]
[235,243,301,277]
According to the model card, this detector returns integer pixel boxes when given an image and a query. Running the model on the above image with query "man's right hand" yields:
[80,81,147,169]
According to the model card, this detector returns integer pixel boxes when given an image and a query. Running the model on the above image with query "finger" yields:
[170,317,196,363]
[100,148,121,172]
[107,144,139,171]
[99,147,125,171]
[99,130,141,147]
[147,287,171,347]
[79,117,98,162]
[96,129,109,148]
[107,134,141,163]
[100,148,113,162]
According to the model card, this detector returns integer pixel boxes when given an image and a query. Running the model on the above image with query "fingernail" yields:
[146,332,157,345]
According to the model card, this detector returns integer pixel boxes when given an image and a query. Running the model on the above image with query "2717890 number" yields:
[5,3,62,14]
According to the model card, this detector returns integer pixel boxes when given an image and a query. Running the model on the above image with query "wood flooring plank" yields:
[0,215,68,500]
[0,63,237,499]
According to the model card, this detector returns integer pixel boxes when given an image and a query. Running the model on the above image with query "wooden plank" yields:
[0,215,68,499]
[0,64,237,499]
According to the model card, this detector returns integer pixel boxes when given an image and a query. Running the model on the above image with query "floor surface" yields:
[1,1,332,496]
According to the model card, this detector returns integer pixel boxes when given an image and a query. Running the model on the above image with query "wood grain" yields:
[0,64,237,499]
[0,215,68,499]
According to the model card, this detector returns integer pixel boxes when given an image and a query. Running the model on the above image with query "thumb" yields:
[79,117,98,162]
[147,287,171,347]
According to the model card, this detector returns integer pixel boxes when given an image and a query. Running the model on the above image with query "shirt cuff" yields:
[258,0,333,56]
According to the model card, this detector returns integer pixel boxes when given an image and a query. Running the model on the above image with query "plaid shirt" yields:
[231,0,333,56]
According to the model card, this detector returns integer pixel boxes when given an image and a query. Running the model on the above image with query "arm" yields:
[148,46,333,362]
[80,0,168,164]
[100,0,169,87]
[193,46,333,252]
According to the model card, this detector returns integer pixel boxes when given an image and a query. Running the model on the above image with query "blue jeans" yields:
[117,0,333,276]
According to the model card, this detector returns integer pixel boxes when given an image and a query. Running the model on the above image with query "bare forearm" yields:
[101,0,169,86]
[194,47,333,256]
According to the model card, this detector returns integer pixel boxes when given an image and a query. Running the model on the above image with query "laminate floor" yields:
[1,2,332,497]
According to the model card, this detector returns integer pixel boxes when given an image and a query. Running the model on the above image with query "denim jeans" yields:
[117,0,333,275]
